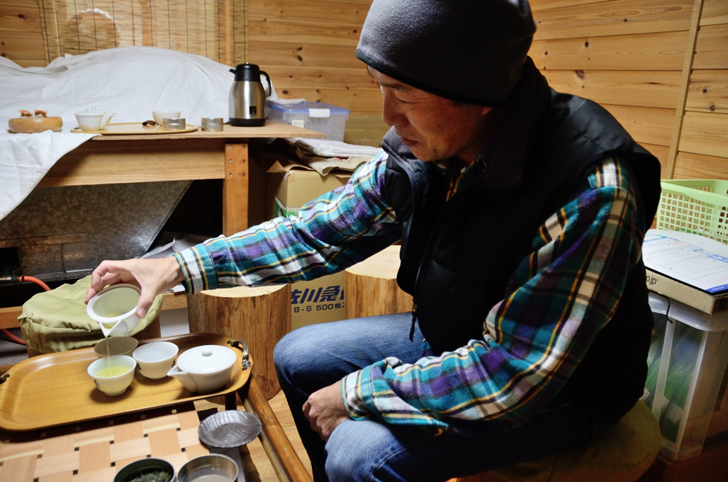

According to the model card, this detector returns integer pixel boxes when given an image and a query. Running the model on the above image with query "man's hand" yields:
[303,380,350,441]
[85,257,184,319]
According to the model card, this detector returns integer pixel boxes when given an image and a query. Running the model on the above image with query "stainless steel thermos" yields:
[229,63,271,126]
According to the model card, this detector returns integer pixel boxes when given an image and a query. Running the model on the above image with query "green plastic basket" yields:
[655,179,728,245]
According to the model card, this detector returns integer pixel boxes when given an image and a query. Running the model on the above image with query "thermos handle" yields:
[261,71,272,97]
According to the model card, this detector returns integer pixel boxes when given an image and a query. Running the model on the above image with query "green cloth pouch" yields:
[18,275,163,354]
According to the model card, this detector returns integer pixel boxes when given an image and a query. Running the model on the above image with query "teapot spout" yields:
[100,113,115,129]
[167,365,198,392]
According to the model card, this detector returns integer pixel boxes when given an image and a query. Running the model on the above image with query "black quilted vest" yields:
[383,59,661,424]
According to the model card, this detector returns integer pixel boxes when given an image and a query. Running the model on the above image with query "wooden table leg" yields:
[223,142,250,236]
[240,379,312,482]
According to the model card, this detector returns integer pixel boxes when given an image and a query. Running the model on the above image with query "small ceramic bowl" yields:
[87,355,136,396]
[133,341,179,380]
[94,336,139,358]
[152,110,181,124]
[114,457,174,482]
[86,284,141,337]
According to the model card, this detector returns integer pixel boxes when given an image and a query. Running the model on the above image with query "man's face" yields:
[369,67,492,165]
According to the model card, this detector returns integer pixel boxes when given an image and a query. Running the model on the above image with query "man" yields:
[87,1,662,480]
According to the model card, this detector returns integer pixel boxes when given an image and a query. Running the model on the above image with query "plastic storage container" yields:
[643,292,728,460]
[266,101,350,141]
[656,179,728,245]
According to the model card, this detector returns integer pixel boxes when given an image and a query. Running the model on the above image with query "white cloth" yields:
[289,139,383,176]
[0,46,290,221]
[293,138,383,158]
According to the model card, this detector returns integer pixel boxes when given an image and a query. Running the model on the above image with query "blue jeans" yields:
[274,313,595,482]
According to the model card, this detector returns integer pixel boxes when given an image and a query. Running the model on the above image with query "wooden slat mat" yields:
[0,403,209,481]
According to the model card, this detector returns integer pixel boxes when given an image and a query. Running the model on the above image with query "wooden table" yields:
[0,122,325,330]
[0,378,310,482]
[37,121,325,237]
[0,333,312,482]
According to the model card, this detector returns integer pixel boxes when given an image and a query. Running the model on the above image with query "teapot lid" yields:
[178,345,237,374]
[230,63,262,81]
[77,106,108,114]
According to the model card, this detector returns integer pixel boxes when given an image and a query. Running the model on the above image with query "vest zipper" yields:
[409,301,418,341]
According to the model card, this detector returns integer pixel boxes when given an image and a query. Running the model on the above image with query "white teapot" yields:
[75,107,115,131]
[168,345,237,393]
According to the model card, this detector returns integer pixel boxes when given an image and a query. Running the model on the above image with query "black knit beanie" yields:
[356,0,537,106]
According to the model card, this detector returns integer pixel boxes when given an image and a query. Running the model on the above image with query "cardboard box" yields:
[646,268,728,315]
[290,274,346,330]
[643,229,728,315]
[267,161,352,328]
[267,167,350,219]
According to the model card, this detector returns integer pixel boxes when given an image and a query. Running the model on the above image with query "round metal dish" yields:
[198,410,262,448]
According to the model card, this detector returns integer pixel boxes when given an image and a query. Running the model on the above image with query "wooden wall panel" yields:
[529,0,693,169]
[531,0,694,40]
[247,16,361,46]
[701,0,728,26]
[0,0,45,66]
[264,65,374,91]
[692,24,728,69]
[247,0,369,25]
[672,10,728,181]
[686,70,728,114]
[530,31,688,71]
[542,70,681,109]
[246,0,374,118]
[673,152,728,179]
[678,112,728,158]
[603,104,676,146]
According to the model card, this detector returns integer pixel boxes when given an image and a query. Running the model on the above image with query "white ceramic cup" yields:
[87,355,136,396]
[75,111,115,130]
[133,341,179,380]
[86,284,142,337]
[152,110,181,125]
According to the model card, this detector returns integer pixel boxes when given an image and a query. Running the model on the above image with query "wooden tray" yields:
[0,333,252,432]
[71,122,199,134]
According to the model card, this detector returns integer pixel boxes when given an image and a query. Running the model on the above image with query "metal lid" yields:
[201,117,224,131]
[163,117,186,130]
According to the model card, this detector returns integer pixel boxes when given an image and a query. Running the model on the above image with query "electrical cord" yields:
[0,275,52,345]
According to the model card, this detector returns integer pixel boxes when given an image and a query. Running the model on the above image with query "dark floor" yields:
[0,327,30,370]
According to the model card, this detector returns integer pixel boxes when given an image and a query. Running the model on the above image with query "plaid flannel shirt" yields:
[175,151,644,434]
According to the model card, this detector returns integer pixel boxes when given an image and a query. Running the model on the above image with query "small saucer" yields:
[198,411,262,448]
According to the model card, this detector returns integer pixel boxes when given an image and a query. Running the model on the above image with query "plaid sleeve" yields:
[174,153,399,294]
[343,157,646,434]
